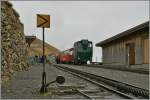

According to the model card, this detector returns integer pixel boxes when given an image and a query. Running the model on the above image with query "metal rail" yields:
[75,89,93,99]
[54,65,149,99]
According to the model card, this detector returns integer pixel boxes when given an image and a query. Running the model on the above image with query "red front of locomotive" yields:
[57,48,74,64]
[59,55,73,63]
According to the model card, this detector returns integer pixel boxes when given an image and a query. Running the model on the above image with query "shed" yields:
[96,21,149,66]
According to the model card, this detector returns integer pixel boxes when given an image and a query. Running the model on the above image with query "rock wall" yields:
[1,1,29,81]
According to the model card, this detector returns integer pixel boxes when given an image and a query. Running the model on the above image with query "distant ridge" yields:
[28,38,60,56]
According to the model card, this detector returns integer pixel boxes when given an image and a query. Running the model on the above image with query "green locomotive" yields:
[73,39,93,64]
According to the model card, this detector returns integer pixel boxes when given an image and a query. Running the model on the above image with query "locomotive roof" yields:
[74,39,92,43]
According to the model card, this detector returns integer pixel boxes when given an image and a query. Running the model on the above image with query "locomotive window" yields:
[89,43,92,47]
[78,43,81,47]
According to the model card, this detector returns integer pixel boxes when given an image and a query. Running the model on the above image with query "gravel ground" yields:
[1,64,124,99]
[58,64,149,90]
[2,64,54,99]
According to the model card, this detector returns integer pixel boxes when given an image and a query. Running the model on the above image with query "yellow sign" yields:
[37,14,50,28]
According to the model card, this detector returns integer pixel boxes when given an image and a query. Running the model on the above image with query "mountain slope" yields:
[28,38,60,56]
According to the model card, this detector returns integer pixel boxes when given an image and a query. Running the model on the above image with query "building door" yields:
[143,38,149,64]
[126,43,135,65]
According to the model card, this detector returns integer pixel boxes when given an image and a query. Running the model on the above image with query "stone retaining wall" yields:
[1,1,29,82]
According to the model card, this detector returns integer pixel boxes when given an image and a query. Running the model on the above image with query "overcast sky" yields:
[10,1,149,62]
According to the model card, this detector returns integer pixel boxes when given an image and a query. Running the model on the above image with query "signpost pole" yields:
[37,14,50,93]
[43,27,45,75]
[40,27,47,93]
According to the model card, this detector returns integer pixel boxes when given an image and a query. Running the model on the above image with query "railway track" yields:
[72,89,105,99]
[51,66,124,99]
[54,64,149,99]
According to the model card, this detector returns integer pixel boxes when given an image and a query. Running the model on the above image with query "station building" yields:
[96,21,149,68]
[25,36,36,47]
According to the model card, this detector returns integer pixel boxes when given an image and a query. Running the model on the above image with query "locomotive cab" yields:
[73,39,93,64]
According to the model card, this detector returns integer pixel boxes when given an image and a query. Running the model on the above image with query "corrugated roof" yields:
[96,21,149,47]
[25,36,36,45]
[25,36,36,39]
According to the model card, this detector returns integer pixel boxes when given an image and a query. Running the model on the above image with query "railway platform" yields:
[85,64,149,74]
[56,64,149,90]
[2,64,56,99]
